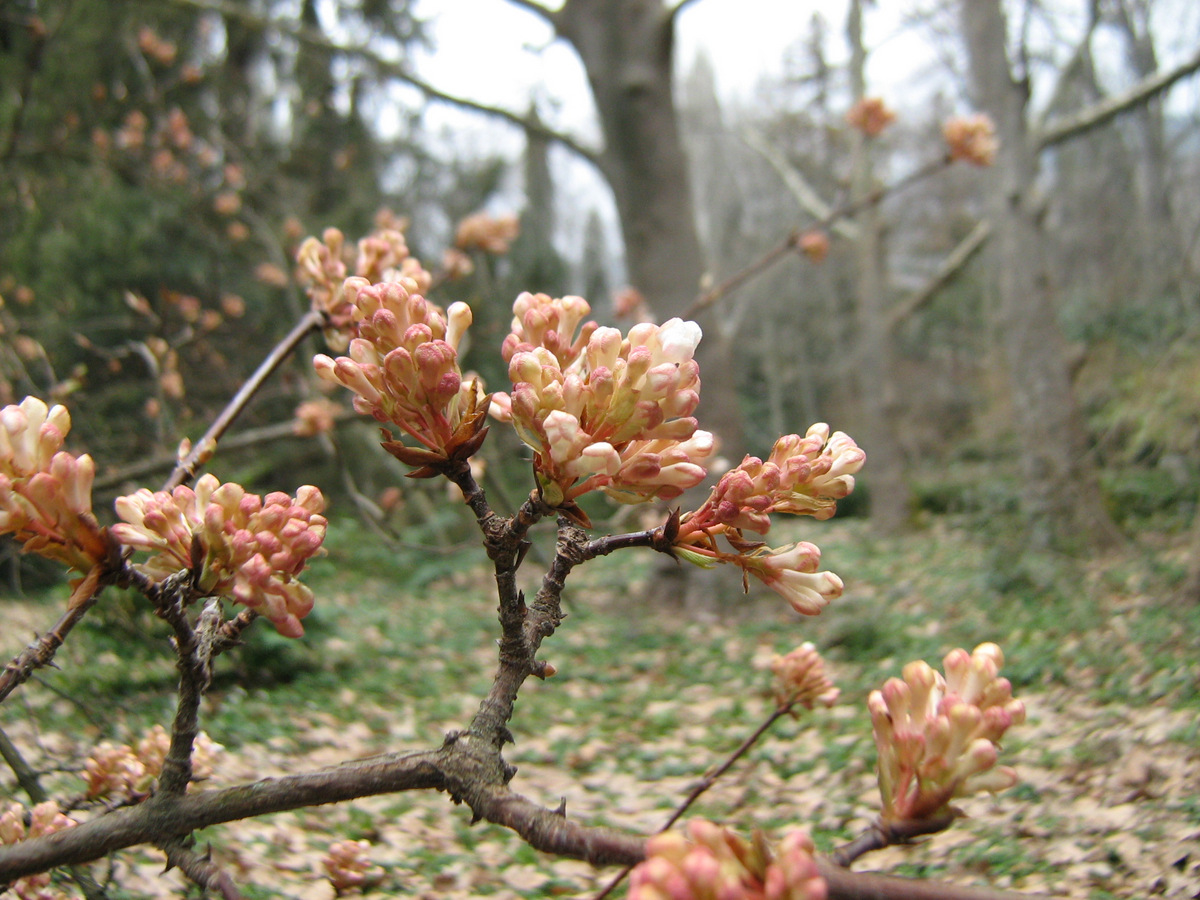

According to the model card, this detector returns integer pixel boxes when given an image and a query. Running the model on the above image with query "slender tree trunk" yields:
[847,0,907,534]
[960,0,1121,551]
[554,0,744,459]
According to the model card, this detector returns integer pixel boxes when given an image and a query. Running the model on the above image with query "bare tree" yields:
[960,0,1123,551]
[846,0,909,534]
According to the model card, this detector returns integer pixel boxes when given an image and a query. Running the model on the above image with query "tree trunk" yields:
[553,0,745,459]
[847,0,908,535]
[960,0,1121,551]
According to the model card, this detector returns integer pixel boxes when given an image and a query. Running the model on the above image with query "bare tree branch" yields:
[162,309,325,491]
[1032,0,1101,135]
[159,839,243,900]
[882,220,991,335]
[149,0,601,169]
[503,0,559,27]
[1037,44,1200,149]
[740,127,859,241]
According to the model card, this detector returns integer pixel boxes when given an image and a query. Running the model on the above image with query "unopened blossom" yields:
[629,819,826,900]
[293,398,342,437]
[323,839,385,895]
[312,278,487,464]
[497,310,714,508]
[612,286,651,321]
[0,397,108,571]
[770,643,839,713]
[846,97,896,137]
[869,642,1025,824]
[0,801,76,900]
[740,542,844,615]
[680,425,865,538]
[297,227,349,330]
[671,425,862,615]
[84,742,150,799]
[297,226,434,350]
[454,211,520,254]
[112,475,327,637]
[85,725,223,799]
[441,247,475,281]
[943,114,998,167]
[797,231,830,264]
[501,290,598,368]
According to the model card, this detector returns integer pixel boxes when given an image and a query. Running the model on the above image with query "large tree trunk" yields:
[847,0,907,535]
[960,0,1121,551]
[553,0,745,459]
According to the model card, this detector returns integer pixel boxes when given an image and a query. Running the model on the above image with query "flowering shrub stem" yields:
[163,309,325,491]
[159,837,242,900]
[593,705,793,900]
[0,569,114,704]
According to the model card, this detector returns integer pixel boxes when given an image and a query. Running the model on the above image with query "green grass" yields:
[3,512,1198,897]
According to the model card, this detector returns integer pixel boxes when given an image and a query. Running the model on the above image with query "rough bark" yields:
[550,0,745,459]
[960,0,1122,551]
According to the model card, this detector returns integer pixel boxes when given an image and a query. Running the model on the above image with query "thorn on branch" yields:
[554,798,567,817]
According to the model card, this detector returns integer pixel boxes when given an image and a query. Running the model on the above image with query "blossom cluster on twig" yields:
[0,801,76,900]
[671,425,865,615]
[84,724,222,800]
[869,642,1025,824]
[113,475,327,636]
[630,819,826,900]
[0,397,109,573]
[492,293,715,513]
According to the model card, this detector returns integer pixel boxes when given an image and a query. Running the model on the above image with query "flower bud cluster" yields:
[493,294,714,508]
[0,397,108,571]
[0,801,76,900]
[83,725,222,800]
[846,97,896,137]
[112,475,327,637]
[292,398,343,437]
[629,820,826,900]
[501,291,598,368]
[673,425,864,615]
[770,643,839,714]
[943,114,998,167]
[323,839,385,895]
[312,277,484,462]
[869,642,1025,823]
[297,226,433,350]
[797,231,830,264]
[454,211,520,255]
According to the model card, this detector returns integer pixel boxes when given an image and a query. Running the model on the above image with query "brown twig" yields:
[142,572,213,796]
[159,838,243,900]
[93,409,358,493]
[161,309,325,491]
[0,724,46,802]
[829,814,958,868]
[684,156,952,319]
[0,562,119,705]
[592,706,792,900]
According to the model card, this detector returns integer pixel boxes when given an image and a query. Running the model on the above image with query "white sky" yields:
[401,0,1200,274]
[410,0,899,138]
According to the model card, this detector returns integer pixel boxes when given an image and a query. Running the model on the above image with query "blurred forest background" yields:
[3,0,1200,594]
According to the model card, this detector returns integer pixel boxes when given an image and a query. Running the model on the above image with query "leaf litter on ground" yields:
[1,518,1198,898]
